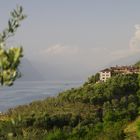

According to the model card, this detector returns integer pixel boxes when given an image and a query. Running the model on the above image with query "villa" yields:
[99,65,140,82]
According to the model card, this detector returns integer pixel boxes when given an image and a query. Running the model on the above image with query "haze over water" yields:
[0,81,82,112]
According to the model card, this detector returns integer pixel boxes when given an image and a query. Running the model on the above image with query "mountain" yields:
[18,58,45,81]
[108,53,140,66]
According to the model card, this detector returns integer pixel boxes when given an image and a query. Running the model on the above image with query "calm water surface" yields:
[0,81,82,112]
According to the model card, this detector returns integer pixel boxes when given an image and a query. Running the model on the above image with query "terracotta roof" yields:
[100,68,111,72]
[100,66,140,73]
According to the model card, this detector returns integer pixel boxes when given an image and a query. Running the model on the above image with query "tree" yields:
[0,6,26,86]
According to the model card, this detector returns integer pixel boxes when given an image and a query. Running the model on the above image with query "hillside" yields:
[134,61,140,67]
[123,115,140,140]
[1,63,140,139]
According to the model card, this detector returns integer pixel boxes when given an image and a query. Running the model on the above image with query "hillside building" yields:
[99,69,111,82]
[99,65,140,82]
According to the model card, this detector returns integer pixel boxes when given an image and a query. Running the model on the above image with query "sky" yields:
[1,0,140,81]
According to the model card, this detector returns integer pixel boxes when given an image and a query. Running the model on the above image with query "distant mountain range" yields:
[109,53,140,66]
[98,53,140,72]
[18,59,45,81]
[18,53,140,81]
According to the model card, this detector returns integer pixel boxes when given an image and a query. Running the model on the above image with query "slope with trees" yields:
[0,71,140,139]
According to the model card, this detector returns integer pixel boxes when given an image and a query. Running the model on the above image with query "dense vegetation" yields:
[1,71,140,139]
[134,61,140,67]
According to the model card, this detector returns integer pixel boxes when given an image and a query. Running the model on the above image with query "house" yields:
[99,69,111,82]
[99,65,140,82]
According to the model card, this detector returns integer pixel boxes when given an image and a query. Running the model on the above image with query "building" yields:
[99,65,140,82]
[99,69,111,82]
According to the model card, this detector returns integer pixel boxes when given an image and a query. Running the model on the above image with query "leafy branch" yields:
[0,6,26,86]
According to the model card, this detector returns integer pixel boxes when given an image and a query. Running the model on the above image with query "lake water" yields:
[0,81,82,112]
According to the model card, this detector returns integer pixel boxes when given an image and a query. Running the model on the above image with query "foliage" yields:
[134,61,140,67]
[1,65,140,139]
[137,121,140,138]
[0,6,26,86]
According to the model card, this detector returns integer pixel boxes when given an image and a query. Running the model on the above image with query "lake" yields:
[0,81,82,112]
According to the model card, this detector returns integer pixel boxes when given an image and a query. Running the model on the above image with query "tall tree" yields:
[0,6,26,86]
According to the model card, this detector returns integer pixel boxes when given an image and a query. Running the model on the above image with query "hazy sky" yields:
[1,1,140,80]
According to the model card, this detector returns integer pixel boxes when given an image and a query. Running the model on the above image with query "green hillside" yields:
[123,115,140,140]
[134,61,140,67]
[1,66,140,139]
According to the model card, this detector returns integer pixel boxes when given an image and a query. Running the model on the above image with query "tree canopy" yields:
[0,73,140,139]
